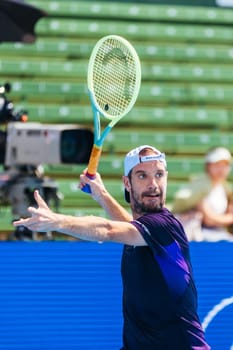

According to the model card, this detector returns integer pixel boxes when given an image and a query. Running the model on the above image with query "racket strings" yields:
[93,39,138,118]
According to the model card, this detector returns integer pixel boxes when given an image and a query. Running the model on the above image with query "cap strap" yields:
[140,154,165,163]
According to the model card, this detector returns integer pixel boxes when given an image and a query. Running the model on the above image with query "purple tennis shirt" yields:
[120,207,210,350]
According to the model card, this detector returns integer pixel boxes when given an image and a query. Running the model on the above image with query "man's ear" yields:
[122,175,131,192]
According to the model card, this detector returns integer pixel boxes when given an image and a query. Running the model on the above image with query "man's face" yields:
[123,159,168,217]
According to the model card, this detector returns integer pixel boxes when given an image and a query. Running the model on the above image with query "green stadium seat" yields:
[139,83,233,105]
[59,207,107,217]
[103,129,233,154]
[42,155,209,179]
[188,83,233,104]
[0,207,14,232]
[0,59,87,79]
[57,178,125,206]
[1,40,232,64]
[29,1,233,25]
[23,103,230,128]
[34,18,233,45]
[6,79,233,106]
[7,80,88,103]
[56,178,192,207]
[25,104,93,124]
[0,39,94,59]
[142,62,233,83]
[1,58,232,85]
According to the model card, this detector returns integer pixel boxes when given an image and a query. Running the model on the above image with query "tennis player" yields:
[14,145,210,350]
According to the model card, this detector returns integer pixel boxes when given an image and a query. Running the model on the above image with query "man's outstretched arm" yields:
[13,190,144,246]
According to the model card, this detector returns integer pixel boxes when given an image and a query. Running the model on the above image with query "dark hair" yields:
[124,170,132,203]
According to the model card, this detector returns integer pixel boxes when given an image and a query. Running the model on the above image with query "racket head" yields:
[87,35,141,122]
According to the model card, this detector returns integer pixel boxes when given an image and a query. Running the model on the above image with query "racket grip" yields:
[81,145,102,194]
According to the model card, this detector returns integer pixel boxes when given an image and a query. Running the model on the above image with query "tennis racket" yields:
[82,34,141,193]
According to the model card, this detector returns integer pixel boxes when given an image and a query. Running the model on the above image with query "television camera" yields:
[0,83,93,240]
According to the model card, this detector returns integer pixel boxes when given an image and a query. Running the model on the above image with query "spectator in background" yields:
[172,146,233,242]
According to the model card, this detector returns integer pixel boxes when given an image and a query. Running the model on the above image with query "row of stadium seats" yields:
[2,39,233,63]
[16,103,231,127]
[1,58,232,83]
[33,19,233,44]
[28,1,233,24]
[3,80,232,105]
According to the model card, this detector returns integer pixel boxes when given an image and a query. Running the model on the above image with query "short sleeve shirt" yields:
[121,208,210,350]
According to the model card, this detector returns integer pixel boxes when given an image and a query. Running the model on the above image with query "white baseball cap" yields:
[205,147,232,164]
[124,145,167,202]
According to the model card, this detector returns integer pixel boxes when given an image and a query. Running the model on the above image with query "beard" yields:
[130,189,164,215]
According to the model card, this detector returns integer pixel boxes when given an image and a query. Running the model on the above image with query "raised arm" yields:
[79,171,132,221]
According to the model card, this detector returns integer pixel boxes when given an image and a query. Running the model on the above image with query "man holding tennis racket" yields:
[14,145,210,350]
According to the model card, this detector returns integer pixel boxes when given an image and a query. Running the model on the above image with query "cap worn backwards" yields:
[124,145,167,176]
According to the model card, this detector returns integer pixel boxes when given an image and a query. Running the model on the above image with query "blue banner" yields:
[0,241,232,349]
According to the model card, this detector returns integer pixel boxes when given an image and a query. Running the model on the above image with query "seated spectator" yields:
[172,147,233,242]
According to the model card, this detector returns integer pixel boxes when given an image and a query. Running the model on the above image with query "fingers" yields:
[13,191,50,230]
[13,207,51,232]
[12,190,57,234]
[79,173,87,189]
[13,218,26,226]
[13,216,34,227]
[28,206,39,216]
[13,204,40,226]
[13,216,44,232]
[79,171,95,190]
[34,190,50,210]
